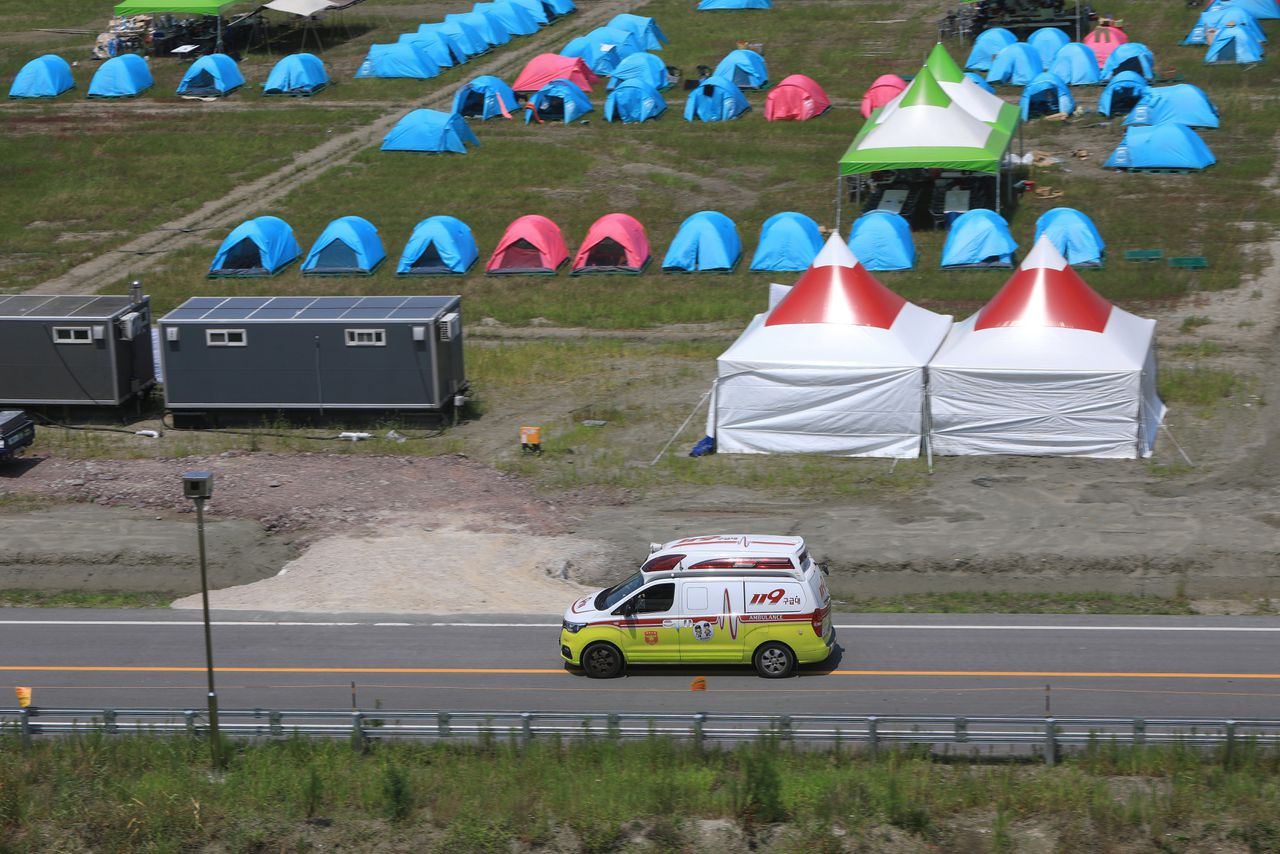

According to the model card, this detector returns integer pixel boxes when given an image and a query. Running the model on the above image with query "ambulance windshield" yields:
[596,572,644,611]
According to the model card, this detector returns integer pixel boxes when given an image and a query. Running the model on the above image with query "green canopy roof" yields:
[838,66,1015,176]
[926,42,966,83]
[114,0,242,14]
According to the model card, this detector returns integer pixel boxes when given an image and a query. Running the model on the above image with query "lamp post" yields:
[183,471,223,771]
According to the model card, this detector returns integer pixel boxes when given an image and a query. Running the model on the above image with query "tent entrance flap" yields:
[314,241,358,272]
[495,238,544,271]
[222,237,264,273]
[586,237,627,268]
[408,243,447,273]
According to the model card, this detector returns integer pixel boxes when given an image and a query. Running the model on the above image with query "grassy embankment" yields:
[3,733,1280,851]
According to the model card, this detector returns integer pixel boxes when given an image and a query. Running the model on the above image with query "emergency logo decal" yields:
[692,621,715,641]
[644,630,659,645]
[570,596,593,614]
[714,588,740,640]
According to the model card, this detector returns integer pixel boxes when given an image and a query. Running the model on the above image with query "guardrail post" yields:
[18,707,31,750]
[778,715,793,742]
[955,716,968,744]
[607,713,621,740]
[521,712,533,744]
[867,716,879,760]
[437,711,450,739]
[351,712,365,751]
[269,710,283,738]
[693,713,706,750]
[184,710,196,736]
[1224,720,1237,769]
[1043,718,1057,766]
[103,709,117,735]
[1133,718,1145,747]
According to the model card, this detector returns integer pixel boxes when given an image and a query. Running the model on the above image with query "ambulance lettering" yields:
[745,582,804,613]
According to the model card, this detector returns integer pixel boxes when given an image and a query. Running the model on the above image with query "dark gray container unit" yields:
[158,296,465,413]
[0,293,155,406]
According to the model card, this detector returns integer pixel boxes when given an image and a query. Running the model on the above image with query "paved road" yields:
[3,610,1280,718]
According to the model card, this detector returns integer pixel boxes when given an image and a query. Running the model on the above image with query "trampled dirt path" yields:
[22,0,642,296]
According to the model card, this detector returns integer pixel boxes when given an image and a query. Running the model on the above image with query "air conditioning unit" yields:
[438,313,460,342]
[117,312,146,341]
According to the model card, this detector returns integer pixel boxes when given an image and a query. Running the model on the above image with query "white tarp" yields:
[927,238,1165,459]
[263,0,335,16]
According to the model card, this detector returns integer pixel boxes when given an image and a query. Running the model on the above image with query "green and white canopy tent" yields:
[837,45,1021,226]
[113,1,253,52]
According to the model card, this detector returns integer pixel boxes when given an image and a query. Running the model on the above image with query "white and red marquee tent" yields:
[928,236,1165,459]
[708,234,952,458]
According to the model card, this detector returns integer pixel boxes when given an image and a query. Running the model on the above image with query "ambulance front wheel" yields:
[582,642,625,679]
[753,642,796,678]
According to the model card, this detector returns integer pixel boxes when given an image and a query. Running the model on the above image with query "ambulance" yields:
[560,534,834,678]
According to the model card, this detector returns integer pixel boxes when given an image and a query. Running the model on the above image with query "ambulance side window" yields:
[624,582,675,615]
[685,585,709,612]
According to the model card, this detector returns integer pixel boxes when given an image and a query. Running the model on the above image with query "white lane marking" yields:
[2,620,1280,633]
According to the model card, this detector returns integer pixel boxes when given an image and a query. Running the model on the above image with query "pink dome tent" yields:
[764,74,831,121]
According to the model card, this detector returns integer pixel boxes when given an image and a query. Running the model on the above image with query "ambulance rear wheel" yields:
[753,642,796,678]
[582,642,624,679]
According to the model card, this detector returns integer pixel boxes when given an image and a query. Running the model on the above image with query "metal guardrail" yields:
[5,708,1280,764]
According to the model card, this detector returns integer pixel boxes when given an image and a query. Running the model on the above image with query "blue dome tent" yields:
[209,216,300,277]
[750,212,823,271]
[475,1,539,36]
[713,48,768,88]
[560,27,642,75]
[847,211,915,271]
[608,14,668,50]
[381,109,480,153]
[544,0,577,17]
[964,72,997,93]
[1101,43,1155,80]
[437,18,490,57]
[453,75,517,118]
[987,42,1043,85]
[608,52,669,90]
[1020,71,1075,119]
[940,209,1017,268]
[698,0,771,9]
[446,10,511,47]
[683,75,750,121]
[1215,0,1278,20]
[177,54,244,97]
[1184,5,1267,44]
[87,54,152,98]
[415,24,474,63]
[9,54,74,98]
[965,28,1017,71]
[397,216,478,275]
[401,29,461,68]
[302,216,386,276]
[662,211,741,272]
[1097,71,1149,116]
[508,0,550,25]
[355,43,440,79]
[1048,42,1101,84]
[263,53,328,96]
[1034,208,1105,267]
[1124,84,1219,128]
[603,79,666,122]
[1205,26,1265,63]
[1105,123,1216,171]
[1027,27,1070,68]
[524,78,593,123]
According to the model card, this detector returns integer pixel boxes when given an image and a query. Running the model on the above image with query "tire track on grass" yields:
[28,0,638,296]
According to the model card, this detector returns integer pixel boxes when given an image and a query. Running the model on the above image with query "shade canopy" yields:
[115,0,243,12]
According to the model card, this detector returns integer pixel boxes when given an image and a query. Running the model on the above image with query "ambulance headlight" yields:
[562,619,587,634]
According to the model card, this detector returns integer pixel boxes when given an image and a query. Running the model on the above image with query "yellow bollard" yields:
[520,425,543,455]
[15,687,31,708]
[690,676,707,691]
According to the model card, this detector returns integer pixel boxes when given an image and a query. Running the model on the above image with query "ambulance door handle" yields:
[662,620,679,628]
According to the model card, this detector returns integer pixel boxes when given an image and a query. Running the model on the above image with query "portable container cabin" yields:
[0,291,154,406]
[158,295,465,415]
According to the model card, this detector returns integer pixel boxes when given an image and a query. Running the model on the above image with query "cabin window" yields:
[52,326,93,344]
[206,329,247,347]
[345,328,386,347]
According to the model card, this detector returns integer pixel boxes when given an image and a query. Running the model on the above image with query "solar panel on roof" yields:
[344,308,398,319]
[222,297,270,309]
[252,308,302,320]
[295,308,348,319]
[164,309,208,320]
[402,296,450,308]
[206,307,258,319]
[310,297,361,308]
[357,297,407,308]
[390,308,434,319]
[184,297,225,308]
[262,297,314,309]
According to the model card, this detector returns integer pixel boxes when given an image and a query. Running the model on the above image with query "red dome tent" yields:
[571,213,651,275]
[512,54,600,92]
[763,74,831,121]
[859,73,907,118]
[1083,25,1129,68]
[928,236,1165,458]
[485,215,569,275]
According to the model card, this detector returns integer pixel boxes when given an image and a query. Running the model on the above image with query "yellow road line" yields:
[3,665,1280,679]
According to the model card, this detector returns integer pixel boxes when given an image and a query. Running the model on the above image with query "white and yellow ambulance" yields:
[560,534,834,678]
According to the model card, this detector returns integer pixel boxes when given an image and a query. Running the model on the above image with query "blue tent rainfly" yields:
[524,78,593,123]
[940,209,1018,268]
[177,53,244,96]
[381,109,480,153]
[608,52,670,89]
[713,48,768,88]
[9,54,75,98]
[209,216,300,277]
[684,75,750,121]
[847,211,915,271]
[1033,208,1105,267]
[603,79,666,122]
[263,53,328,95]
[453,75,518,118]
[1124,84,1219,128]
[302,216,386,276]
[662,211,742,272]
[88,53,152,98]
[750,212,823,272]
[397,216,478,275]
[355,42,441,79]
[1104,123,1216,171]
